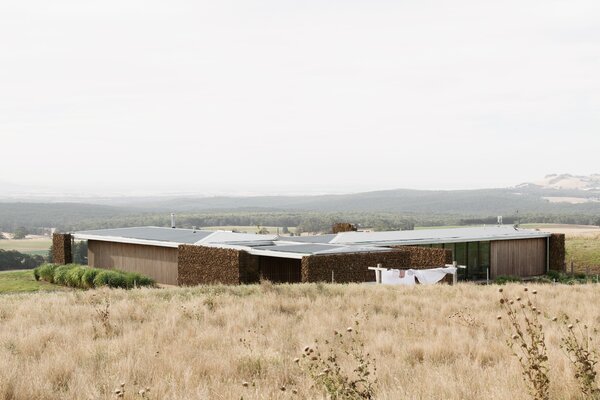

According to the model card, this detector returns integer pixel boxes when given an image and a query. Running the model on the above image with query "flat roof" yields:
[75,227,213,247]
[74,225,551,253]
[330,226,551,246]
[74,226,278,248]
[257,243,390,256]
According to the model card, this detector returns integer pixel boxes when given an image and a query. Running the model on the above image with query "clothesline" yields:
[369,263,464,285]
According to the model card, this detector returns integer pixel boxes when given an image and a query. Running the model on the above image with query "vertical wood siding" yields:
[88,240,179,285]
[490,238,546,278]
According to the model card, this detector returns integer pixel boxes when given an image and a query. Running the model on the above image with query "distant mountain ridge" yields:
[517,174,600,191]
[2,174,600,219]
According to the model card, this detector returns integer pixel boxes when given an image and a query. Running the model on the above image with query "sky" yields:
[1,0,599,195]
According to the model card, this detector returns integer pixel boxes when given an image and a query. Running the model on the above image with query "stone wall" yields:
[549,233,566,272]
[301,250,410,283]
[177,245,260,285]
[396,246,453,268]
[52,233,72,265]
[178,245,242,285]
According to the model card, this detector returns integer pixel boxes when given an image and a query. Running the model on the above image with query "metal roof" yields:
[330,226,551,246]
[74,225,551,254]
[75,226,213,246]
[280,234,337,244]
[257,243,389,255]
[194,231,278,245]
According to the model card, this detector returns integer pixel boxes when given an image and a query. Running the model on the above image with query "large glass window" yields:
[454,243,467,279]
[479,241,491,270]
[467,242,484,279]
[454,243,467,265]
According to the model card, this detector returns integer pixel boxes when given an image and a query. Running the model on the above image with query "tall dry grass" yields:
[0,282,599,399]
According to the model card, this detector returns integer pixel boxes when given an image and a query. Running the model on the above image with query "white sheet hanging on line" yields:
[381,269,417,285]
[412,267,457,285]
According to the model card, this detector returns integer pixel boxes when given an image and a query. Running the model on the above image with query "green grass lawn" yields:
[0,270,66,294]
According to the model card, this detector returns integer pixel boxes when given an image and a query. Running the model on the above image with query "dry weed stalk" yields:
[448,308,480,327]
[554,315,600,398]
[93,297,114,338]
[498,288,549,400]
[298,320,377,400]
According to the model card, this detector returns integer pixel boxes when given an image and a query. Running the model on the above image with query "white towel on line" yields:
[380,267,457,285]
[381,269,416,285]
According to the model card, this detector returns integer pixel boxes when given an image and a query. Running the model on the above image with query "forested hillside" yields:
[2,183,600,233]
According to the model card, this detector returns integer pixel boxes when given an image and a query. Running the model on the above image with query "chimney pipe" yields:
[171,213,176,228]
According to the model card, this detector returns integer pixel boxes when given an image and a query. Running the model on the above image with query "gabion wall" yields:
[52,233,72,265]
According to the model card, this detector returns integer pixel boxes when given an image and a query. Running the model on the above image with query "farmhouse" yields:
[52,226,565,285]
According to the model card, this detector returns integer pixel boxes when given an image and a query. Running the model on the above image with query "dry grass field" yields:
[1,282,599,399]
[0,237,51,256]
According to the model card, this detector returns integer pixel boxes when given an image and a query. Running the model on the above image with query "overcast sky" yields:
[1,0,599,195]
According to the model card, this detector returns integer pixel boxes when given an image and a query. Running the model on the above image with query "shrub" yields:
[494,275,522,285]
[34,264,59,283]
[123,272,154,289]
[65,266,87,287]
[546,270,561,280]
[53,265,74,286]
[34,263,155,290]
[81,268,100,288]
[93,270,127,288]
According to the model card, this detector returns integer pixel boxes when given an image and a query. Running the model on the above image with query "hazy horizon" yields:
[2,0,600,195]
[1,172,598,198]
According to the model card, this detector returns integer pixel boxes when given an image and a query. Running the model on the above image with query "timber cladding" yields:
[88,240,179,285]
[301,250,410,283]
[549,234,566,272]
[394,246,452,268]
[490,238,547,278]
[178,245,257,285]
[52,233,72,265]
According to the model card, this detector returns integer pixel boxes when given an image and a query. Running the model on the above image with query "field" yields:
[0,270,67,294]
[0,237,51,256]
[1,282,599,399]
[520,223,600,238]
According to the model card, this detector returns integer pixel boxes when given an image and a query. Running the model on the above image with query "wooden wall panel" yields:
[490,239,546,278]
[88,240,178,285]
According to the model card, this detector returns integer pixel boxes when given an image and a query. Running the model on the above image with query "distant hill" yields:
[2,174,600,231]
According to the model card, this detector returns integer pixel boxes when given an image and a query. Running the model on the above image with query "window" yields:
[478,241,490,270]
[454,243,467,266]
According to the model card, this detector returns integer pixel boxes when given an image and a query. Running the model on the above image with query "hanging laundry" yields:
[381,269,417,285]
[412,267,457,285]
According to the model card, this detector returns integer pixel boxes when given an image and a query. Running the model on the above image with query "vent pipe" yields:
[171,213,176,228]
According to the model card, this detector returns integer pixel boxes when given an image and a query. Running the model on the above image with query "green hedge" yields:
[33,264,155,289]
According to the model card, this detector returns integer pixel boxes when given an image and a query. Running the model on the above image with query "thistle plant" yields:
[297,320,377,399]
[553,315,600,398]
[498,287,549,400]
